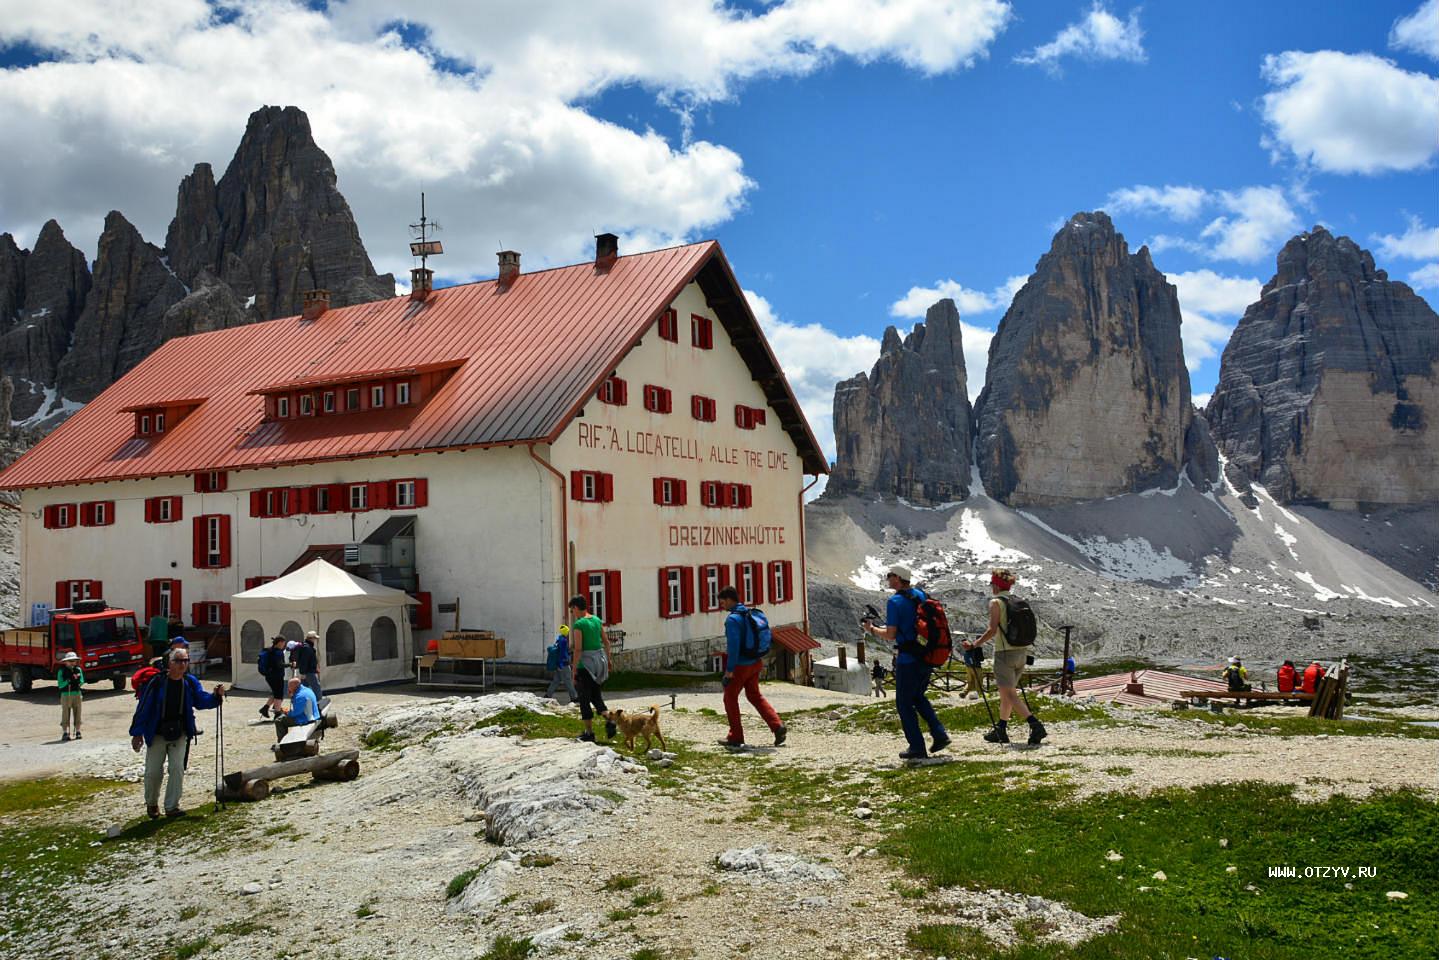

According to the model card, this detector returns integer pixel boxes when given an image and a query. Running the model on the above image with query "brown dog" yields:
[602,706,666,753]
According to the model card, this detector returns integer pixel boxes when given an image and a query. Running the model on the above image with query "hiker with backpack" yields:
[717,585,787,749]
[257,635,288,718]
[971,568,1046,746]
[544,625,580,702]
[863,564,950,761]
[129,647,226,819]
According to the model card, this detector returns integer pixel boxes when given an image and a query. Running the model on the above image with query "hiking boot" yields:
[259,705,271,718]
[983,725,1010,744]
[605,719,618,740]
[1027,716,1048,746]
[718,739,745,750]
[61,732,70,742]
[576,732,596,743]
[74,732,82,740]
[773,724,788,747]
[898,749,928,761]
[165,808,186,818]
[929,734,951,754]
[147,806,160,820]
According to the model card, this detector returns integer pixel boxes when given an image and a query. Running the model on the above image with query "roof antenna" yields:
[408,191,444,301]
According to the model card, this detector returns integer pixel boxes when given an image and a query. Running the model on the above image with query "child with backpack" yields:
[717,586,787,749]
[973,568,1046,746]
[257,635,288,717]
[544,625,580,702]
[862,564,950,761]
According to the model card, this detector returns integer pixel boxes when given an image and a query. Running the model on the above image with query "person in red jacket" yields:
[1301,661,1326,695]
[1277,660,1298,693]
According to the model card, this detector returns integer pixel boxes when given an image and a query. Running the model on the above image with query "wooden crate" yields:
[438,632,505,659]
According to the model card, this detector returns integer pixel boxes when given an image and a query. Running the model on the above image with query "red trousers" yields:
[724,661,782,743]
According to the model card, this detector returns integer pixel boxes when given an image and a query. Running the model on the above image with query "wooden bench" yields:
[1179,689,1313,707]
[272,696,334,760]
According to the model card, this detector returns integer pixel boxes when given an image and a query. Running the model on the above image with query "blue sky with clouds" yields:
[2,1,1436,462]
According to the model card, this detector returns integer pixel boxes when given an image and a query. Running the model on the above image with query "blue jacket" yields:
[724,603,762,669]
[129,672,220,746]
[288,684,319,724]
[888,588,926,666]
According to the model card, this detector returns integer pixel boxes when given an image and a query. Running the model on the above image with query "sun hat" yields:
[887,564,912,582]
[304,630,320,641]
[59,651,80,662]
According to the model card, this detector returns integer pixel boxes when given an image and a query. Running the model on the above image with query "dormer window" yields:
[299,394,314,416]
[140,415,151,435]
[396,382,411,405]
[371,385,386,408]
[154,413,166,433]
[346,388,361,411]
[277,396,291,418]
[323,391,336,413]
[251,360,462,424]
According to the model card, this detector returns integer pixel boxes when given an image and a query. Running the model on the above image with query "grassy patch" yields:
[530,898,555,914]
[836,698,1109,736]
[213,918,273,937]
[0,775,126,815]
[603,874,642,892]
[359,727,395,750]
[520,853,557,868]
[446,869,480,899]
[884,762,1438,959]
[171,937,212,960]
[907,924,1001,959]
[588,788,626,805]
[1184,709,1439,740]
[480,707,577,740]
[1103,766,1134,777]
[632,949,664,960]
[631,888,665,908]
[355,900,377,918]
[606,907,639,922]
[479,935,534,960]
[179,905,200,921]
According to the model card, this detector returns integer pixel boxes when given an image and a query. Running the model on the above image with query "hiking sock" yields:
[1027,715,1047,745]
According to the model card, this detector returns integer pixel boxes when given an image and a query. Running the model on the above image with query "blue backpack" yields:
[739,607,773,660]
[257,647,282,677]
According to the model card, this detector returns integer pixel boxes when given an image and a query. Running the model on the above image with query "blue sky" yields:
[2,1,1437,462]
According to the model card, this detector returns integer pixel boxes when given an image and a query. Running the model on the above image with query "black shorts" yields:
[265,674,285,699]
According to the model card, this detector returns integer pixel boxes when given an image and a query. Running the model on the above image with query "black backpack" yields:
[1000,596,1038,647]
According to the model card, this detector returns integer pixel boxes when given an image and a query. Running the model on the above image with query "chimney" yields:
[301,289,330,321]
[497,250,520,289]
[595,232,618,270]
[410,267,434,302]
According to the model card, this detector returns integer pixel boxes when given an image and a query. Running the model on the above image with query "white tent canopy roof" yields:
[232,559,416,609]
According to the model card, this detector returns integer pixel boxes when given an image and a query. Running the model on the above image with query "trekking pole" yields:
[213,696,225,810]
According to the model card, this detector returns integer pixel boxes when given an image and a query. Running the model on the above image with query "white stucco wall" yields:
[550,280,810,654]
[16,446,554,668]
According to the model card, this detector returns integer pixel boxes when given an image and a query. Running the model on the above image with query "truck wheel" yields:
[112,676,127,691]
[9,666,31,694]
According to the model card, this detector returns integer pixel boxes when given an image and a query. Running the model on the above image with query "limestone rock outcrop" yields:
[163,105,394,319]
[0,222,92,419]
[974,211,1214,506]
[1206,227,1439,506]
[827,299,973,504]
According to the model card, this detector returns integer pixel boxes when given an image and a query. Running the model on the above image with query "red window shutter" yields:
[755,408,766,425]
[192,516,206,568]
[414,591,432,630]
[576,569,589,597]
[249,490,263,518]
[657,568,670,618]
[220,602,232,626]
[173,581,182,621]
[413,478,429,507]
[218,515,232,568]
[698,567,712,613]
[369,481,391,510]
[43,505,55,528]
[691,395,702,419]
[653,477,664,505]
[191,602,203,627]
[55,581,68,608]
[570,471,583,501]
[169,497,183,522]
[143,498,155,523]
[742,485,753,508]
[768,563,778,604]
[327,484,346,510]
[675,479,687,506]
[89,580,103,600]
[193,474,205,493]
[244,577,258,591]
[662,389,673,414]
[102,502,115,526]
[78,503,91,527]
[681,566,695,615]
[143,580,156,621]
[784,560,795,602]
[599,473,614,503]
[606,571,623,625]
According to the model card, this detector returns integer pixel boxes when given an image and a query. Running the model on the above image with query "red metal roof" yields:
[0,241,828,490]
[1072,669,1229,708]
[773,626,820,654]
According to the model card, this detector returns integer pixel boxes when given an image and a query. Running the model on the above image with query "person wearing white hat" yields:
[57,651,85,741]
[862,564,950,760]
[1222,656,1249,692]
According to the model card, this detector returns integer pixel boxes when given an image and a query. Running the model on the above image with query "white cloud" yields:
[1198,186,1302,263]
[1372,215,1439,261]
[1260,50,1439,174]
[1014,2,1145,73]
[889,274,1026,318]
[744,289,879,466]
[1192,392,1212,409]
[1409,263,1439,290]
[1390,0,1439,60]
[1104,184,1209,221]
[1169,269,1261,370]
[0,1,1013,277]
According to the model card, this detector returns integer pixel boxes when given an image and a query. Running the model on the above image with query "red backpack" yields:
[902,590,954,667]
[131,665,160,698]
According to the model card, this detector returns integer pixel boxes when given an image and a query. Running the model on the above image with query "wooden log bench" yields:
[219,750,360,802]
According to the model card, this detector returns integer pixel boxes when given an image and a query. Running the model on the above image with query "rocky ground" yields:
[2,675,1435,960]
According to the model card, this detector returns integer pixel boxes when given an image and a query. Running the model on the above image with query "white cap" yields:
[887,564,912,583]
[1228,657,1240,664]
[59,651,80,662]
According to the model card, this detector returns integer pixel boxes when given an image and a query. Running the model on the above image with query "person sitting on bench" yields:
[276,676,319,734]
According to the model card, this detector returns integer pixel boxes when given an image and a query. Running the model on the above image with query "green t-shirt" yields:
[573,615,605,651]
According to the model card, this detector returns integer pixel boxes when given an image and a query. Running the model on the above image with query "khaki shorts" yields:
[992,649,1028,689]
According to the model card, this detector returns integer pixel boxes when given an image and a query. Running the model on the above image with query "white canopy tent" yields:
[229,559,416,692]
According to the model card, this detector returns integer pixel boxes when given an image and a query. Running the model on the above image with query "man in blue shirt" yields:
[277,677,319,733]
[863,564,950,760]
[717,586,787,749]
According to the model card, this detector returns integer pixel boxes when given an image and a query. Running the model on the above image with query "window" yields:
[598,376,628,406]
[371,616,399,660]
[699,564,727,613]
[92,502,107,525]
[277,396,290,418]
[394,480,416,508]
[652,476,686,506]
[691,313,714,349]
[346,388,361,411]
[658,565,694,619]
[690,395,716,422]
[140,415,151,434]
[279,621,304,645]
[323,391,336,413]
[396,382,411,405]
[700,481,731,507]
[144,578,181,621]
[349,484,369,511]
[326,620,356,665]
[194,471,227,493]
[578,570,624,625]
[725,483,753,509]
[642,385,672,414]
[79,501,114,527]
[158,498,172,522]
[314,486,331,513]
[250,487,295,519]
[55,579,102,608]
[195,601,229,627]
[768,560,795,604]
[243,576,275,590]
[240,620,265,664]
[371,385,385,408]
[735,405,766,430]
[299,394,314,416]
[145,496,182,524]
[155,413,166,433]
[192,515,231,569]
[658,308,678,342]
[735,561,763,606]
[569,471,614,503]
[56,505,71,528]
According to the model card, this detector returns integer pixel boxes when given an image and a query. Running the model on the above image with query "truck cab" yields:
[2,600,146,693]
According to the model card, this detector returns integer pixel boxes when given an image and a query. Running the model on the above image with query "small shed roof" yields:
[1072,669,1228,708]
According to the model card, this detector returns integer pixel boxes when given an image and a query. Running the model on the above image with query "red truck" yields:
[1,600,146,693]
